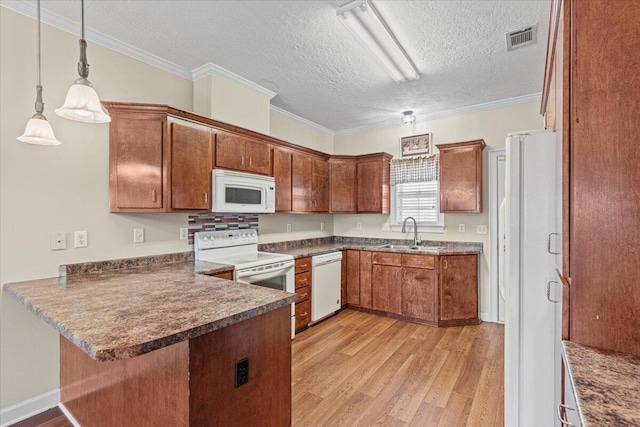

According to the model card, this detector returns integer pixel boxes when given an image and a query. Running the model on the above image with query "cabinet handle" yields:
[396,270,400,280]
[299,312,308,317]
[203,193,208,204]
[249,157,253,166]
[152,190,157,203]
[547,232,561,255]
[300,264,308,269]
[241,155,245,166]
[556,404,576,426]
[300,292,308,298]
[547,280,560,303]
[443,259,448,269]
[299,278,307,283]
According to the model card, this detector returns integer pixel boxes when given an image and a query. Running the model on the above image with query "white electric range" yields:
[194,230,296,338]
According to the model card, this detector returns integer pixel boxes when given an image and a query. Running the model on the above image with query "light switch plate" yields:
[50,232,66,250]
[477,225,488,234]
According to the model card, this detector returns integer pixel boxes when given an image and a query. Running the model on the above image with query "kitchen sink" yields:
[375,244,445,252]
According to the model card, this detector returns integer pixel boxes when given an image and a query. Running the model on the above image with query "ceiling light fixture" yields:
[402,110,416,125]
[337,0,419,83]
[56,0,111,123]
[18,0,61,146]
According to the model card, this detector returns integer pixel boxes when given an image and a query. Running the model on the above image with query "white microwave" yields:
[211,169,275,213]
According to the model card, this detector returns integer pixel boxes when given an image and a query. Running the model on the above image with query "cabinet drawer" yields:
[213,271,233,280]
[295,271,311,289]
[296,285,311,303]
[295,300,311,330]
[372,252,402,266]
[402,254,435,269]
[295,257,311,274]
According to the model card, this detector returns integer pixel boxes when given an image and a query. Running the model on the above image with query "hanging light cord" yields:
[33,0,44,117]
[77,0,90,82]
[81,0,85,39]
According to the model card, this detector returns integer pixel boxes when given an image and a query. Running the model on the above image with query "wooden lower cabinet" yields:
[345,250,361,306]
[402,267,437,322]
[372,265,403,315]
[439,255,478,323]
[359,251,372,309]
[295,300,311,330]
[294,258,312,332]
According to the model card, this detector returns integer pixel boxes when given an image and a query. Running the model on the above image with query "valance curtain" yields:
[390,154,439,185]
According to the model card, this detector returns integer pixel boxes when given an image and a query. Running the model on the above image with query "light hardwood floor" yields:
[292,309,504,427]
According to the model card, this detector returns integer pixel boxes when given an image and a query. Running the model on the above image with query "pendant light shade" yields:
[55,0,111,123]
[18,0,61,146]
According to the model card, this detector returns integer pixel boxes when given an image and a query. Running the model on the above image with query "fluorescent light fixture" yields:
[402,110,416,125]
[337,0,419,83]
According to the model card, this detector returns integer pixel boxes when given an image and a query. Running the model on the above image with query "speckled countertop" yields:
[562,341,640,426]
[259,236,482,259]
[3,258,296,362]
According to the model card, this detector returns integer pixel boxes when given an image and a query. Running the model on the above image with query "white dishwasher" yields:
[311,251,343,323]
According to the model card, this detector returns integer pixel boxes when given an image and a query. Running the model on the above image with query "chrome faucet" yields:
[402,216,418,247]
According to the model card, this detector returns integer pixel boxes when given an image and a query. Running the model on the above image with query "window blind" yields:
[395,181,439,224]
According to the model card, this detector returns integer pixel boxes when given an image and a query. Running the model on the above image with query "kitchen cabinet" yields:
[215,132,271,176]
[170,121,214,211]
[345,250,361,306]
[372,265,402,315]
[294,257,312,332]
[292,153,329,213]
[401,254,437,322]
[329,157,357,213]
[273,147,292,212]
[213,272,233,280]
[356,153,392,214]
[439,255,478,323]
[437,139,486,214]
[359,251,372,309]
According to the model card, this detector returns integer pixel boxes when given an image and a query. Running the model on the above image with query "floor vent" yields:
[506,25,537,51]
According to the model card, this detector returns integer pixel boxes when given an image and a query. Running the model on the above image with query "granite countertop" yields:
[562,341,640,426]
[4,259,296,362]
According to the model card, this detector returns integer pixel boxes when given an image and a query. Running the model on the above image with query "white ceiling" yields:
[5,0,550,134]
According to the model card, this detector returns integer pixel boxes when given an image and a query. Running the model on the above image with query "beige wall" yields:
[0,7,193,408]
[333,102,543,316]
[270,112,334,154]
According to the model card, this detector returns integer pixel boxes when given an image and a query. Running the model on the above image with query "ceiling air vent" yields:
[506,25,537,51]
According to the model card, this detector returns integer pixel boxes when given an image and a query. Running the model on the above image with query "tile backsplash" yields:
[188,213,259,244]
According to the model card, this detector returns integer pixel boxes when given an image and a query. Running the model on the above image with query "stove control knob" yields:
[242,233,247,238]
[202,236,208,241]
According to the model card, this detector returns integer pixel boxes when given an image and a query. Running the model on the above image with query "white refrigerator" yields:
[504,130,563,427]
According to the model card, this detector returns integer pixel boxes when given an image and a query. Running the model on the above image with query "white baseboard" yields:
[479,312,492,322]
[59,402,81,427]
[0,389,59,427]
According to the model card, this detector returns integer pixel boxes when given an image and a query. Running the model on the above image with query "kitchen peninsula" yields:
[3,254,297,427]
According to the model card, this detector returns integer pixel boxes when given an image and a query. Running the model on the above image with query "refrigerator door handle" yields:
[547,232,561,255]
[547,280,560,303]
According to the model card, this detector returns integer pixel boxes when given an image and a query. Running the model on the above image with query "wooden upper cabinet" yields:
[329,157,357,213]
[439,255,478,322]
[107,104,168,212]
[292,153,329,213]
[215,133,271,175]
[170,121,214,211]
[311,160,329,212]
[437,140,486,214]
[356,153,392,214]
[272,148,292,212]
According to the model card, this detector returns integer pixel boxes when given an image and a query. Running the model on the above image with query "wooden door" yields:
[215,132,244,171]
[439,255,478,321]
[346,250,360,306]
[357,160,382,213]
[330,159,357,212]
[402,267,436,322]
[311,160,329,212]
[244,138,271,175]
[359,251,372,309]
[170,122,213,211]
[110,112,166,211]
[273,148,292,212]
[292,153,313,212]
[437,140,485,213]
[372,265,402,315]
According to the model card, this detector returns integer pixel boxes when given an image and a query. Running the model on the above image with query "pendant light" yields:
[17,0,61,146]
[55,0,111,123]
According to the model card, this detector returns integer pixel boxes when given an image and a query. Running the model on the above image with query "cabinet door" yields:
[215,132,244,171]
[292,153,313,212]
[273,148,292,212]
[244,138,271,175]
[372,265,402,315]
[402,267,436,322]
[346,250,360,306]
[357,161,382,213]
[359,251,372,309]
[170,122,213,211]
[330,159,357,212]
[439,255,478,321]
[438,140,485,213]
[311,160,329,212]
[110,112,166,211]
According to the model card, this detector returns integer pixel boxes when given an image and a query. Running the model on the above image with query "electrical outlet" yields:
[74,231,88,248]
[356,222,362,230]
[133,228,145,243]
[458,224,466,233]
[477,225,488,234]
[179,227,189,240]
[286,223,292,232]
[320,222,325,231]
[235,358,249,388]
[382,222,391,231]
[50,232,66,250]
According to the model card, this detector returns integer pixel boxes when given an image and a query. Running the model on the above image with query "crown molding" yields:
[334,92,542,136]
[270,105,335,136]
[192,62,277,100]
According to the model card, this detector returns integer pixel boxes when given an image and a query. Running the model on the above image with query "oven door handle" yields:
[235,262,294,282]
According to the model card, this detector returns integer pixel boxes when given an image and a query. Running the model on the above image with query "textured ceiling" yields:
[8,0,550,133]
